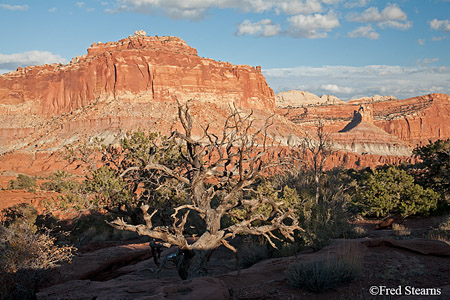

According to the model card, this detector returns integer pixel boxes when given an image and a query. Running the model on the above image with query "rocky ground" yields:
[35,218,450,300]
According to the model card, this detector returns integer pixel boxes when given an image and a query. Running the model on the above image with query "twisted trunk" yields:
[175,249,215,280]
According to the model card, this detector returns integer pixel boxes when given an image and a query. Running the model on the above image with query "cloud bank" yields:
[0,4,29,11]
[263,64,450,100]
[0,51,68,73]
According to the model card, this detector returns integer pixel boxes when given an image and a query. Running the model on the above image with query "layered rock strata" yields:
[0,31,274,117]
[332,105,412,156]
[280,93,450,147]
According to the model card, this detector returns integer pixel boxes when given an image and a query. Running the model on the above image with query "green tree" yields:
[353,166,439,218]
[413,139,450,204]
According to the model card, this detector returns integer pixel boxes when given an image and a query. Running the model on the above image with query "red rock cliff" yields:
[280,93,450,147]
[0,31,274,115]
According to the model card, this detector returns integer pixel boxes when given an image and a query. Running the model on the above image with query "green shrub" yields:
[285,254,362,293]
[85,166,135,207]
[412,139,450,203]
[7,174,37,191]
[271,168,354,251]
[296,186,352,250]
[40,170,79,193]
[353,166,439,217]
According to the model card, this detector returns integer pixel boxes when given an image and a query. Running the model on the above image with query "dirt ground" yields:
[35,221,450,300]
[1,189,448,299]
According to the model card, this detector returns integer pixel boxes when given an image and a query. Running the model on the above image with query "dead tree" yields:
[300,120,334,205]
[109,101,301,279]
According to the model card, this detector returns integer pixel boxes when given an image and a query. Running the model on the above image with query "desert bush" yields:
[237,237,271,268]
[0,205,74,299]
[353,166,439,218]
[84,166,135,208]
[44,192,92,212]
[1,203,38,229]
[285,253,362,293]
[7,174,37,192]
[300,178,352,249]
[344,226,368,239]
[412,139,450,207]
[271,168,353,250]
[427,214,450,244]
[40,170,79,193]
[392,223,411,236]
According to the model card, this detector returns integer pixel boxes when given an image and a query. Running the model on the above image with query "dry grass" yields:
[285,242,363,293]
[392,223,411,236]
[427,214,450,245]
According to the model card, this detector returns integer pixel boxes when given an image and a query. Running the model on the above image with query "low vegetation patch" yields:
[285,253,362,293]
[7,174,37,192]
[392,223,411,237]
[237,238,271,268]
[0,204,74,299]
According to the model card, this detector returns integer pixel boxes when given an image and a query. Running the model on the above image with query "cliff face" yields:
[280,93,450,147]
[332,105,412,156]
[0,31,274,116]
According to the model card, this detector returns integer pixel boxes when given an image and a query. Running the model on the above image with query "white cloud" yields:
[112,0,329,19]
[321,84,354,94]
[275,0,323,15]
[263,64,450,100]
[235,11,340,39]
[416,58,439,66]
[347,4,411,30]
[0,51,68,72]
[378,20,412,30]
[431,36,448,41]
[345,0,371,9]
[417,38,425,45]
[429,19,450,32]
[48,7,57,13]
[236,19,281,37]
[287,12,340,38]
[348,24,379,39]
[0,4,29,11]
[76,1,95,12]
[348,4,406,22]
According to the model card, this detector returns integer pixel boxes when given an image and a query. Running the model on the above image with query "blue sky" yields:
[0,0,449,100]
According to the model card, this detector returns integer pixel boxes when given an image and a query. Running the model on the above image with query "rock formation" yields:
[280,93,450,147]
[0,31,274,116]
[349,94,397,104]
[275,90,343,108]
[332,104,412,156]
[339,105,374,131]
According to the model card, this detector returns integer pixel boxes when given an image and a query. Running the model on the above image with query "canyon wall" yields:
[279,93,450,147]
[0,31,274,117]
